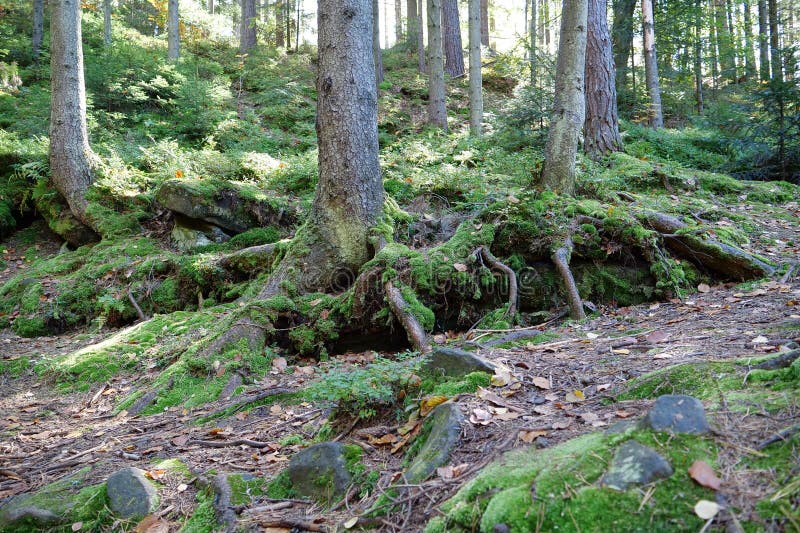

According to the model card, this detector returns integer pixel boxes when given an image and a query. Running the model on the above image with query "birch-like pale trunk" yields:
[168,0,180,60]
[642,0,663,128]
[427,0,447,129]
[469,0,482,134]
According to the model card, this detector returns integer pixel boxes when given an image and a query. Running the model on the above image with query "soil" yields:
[1,212,799,532]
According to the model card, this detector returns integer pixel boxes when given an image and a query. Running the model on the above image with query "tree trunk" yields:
[468,0,482,135]
[713,0,735,81]
[298,0,384,291]
[167,0,179,60]
[442,0,465,77]
[417,0,426,72]
[641,0,663,128]
[407,0,419,47]
[208,0,214,13]
[529,0,537,83]
[395,0,403,42]
[49,0,98,233]
[373,0,384,85]
[427,0,447,129]
[295,0,300,50]
[742,0,757,78]
[611,0,636,101]
[240,0,257,53]
[32,0,44,60]
[276,0,285,46]
[694,0,704,113]
[767,0,779,79]
[541,0,588,195]
[103,0,112,45]
[584,0,622,158]
[480,0,489,45]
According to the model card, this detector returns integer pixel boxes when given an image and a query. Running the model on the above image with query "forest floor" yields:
[1,203,799,532]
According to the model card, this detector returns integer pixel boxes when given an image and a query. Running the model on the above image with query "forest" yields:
[0,0,798,529]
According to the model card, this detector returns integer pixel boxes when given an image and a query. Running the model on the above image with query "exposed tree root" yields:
[127,378,174,416]
[126,289,147,322]
[206,473,238,532]
[754,349,800,370]
[385,280,432,353]
[476,246,518,318]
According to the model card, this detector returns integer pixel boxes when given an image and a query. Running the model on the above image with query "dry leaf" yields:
[653,353,673,359]
[271,357,288,371]
[597,383,611,391]
[367,433,398,446]
[586,332,600,339]
[171,435,190,447]
[144,469,166,481]
[612,348,631,355]
[532,376,550,389]
[71,522,83,532]
[646,330,671,343]
[694,500,721,519]
[177,483,188,492]
[579,412,600,424]
[477,387,514,408]
[565,390,585,403]
[697,283,711,293]
[519,429,548,443]
[469,408,493,426]
[552,418,573,430]
[688,460,722,490]
[491,367,513,387]
[453,263,468,272]
[615,410,633,418]
[751,335,768,344]
[437,465,454,479]
[420,396,448,417]
[343,516,359,529]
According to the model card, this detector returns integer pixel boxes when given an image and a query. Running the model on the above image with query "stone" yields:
[0,467,92,528]
[106,467,159,518]
[644,395,710,434]
[288,442,351,501]
[421,347,497,378]
[601,441,674,490]
[405,403,464,483]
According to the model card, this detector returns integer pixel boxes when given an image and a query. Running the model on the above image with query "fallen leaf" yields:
[453,263,468,272]
[437,465,454,479]
[645,330,671,343]
[271,357,288,372]
[565,390,585,403]
[343,516,359,529]
[171,435,190,447]
[597,383,611,391]
[477,387,515,409]
[697,283,711,293]
[579,412,600,424]
[586,332,600,339]
[688,460,722,490]
[532,376,550,389]
[469,408,493,426]
[615,410,633,418]
[177,483,188,492]
[491,366,513,387]
[751,335,768,344]
[551,418,573,430]
[519,429,548,443]
[420,395,448,417]
[612,348,631,355]
[367,433,398,446]
[694,500,721,520]
[144,469,166,481]
[71,522,83,531]
[653,353,673,359]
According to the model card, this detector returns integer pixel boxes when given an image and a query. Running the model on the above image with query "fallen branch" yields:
[476,246,518,318]
[204,387,294,418]
[754,349,800,371]
[127,378,174,417]
[385,280,431,353]
[757,423,800,450]
[255,518,326,532]
[189,438,278,449]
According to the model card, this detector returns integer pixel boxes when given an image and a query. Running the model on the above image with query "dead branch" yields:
[255,518,327,531]
[189,438,278,449]
[385,280,432,353]
[754,349,800,370]
[477,246,518,318]
[204,387,294,418]
[127,289,148,322]
[127,378,174,417]
[757,423,800,450]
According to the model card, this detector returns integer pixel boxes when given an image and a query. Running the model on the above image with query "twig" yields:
[242,501,294,514]
[757,423,800,450]
[754,349,800,371]
[255,518,326,531]
[204,387,294,418]
[127,289,148,322]
[189,438,278,449]
[385,280,431,353]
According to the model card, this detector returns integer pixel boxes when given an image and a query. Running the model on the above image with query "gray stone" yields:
[644,395,710,434]
[405,403,464,483]
[605,419,641,435]
[602,441,673,490]
[106,467,159,518]
[422,347,497,378]
[0,467,92,528]
[288,442,351,501]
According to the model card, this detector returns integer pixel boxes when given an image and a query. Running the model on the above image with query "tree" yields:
[584,0,622,157]
[541,0,588,195]
[480,0,489,45]
[32,0,44,60]
[373,0,384,85]
[442,0,465,77]
[642,0,663,127]
[49,0,98,233]
[469,0,482,134]
[757,0,770,80]
[768,0,780,79]
[103,0,112,45]
[167,0,179,60]
[528,0,536,83]
[427,0,447,129]
[395,0,403,42]
[407,0,419,48]
[713,0,736,81]
[276,0,285,46]
[240,0,257,53]
[417,0,426,72]
[611,0,636,98]
[742,0,757,79]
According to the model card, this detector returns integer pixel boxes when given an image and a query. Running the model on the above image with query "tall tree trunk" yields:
[407,0,419,47]
[240,0,257,53]
[480,0,489,45]
[50,0,98,232]
[396,0,403,42]
[442,0,465,77]
[714,0,735,81]
[642,0,663,128]
[694,0,704,112]
[584,0,622,157]
[103,0,112,45]
[32,0,44,61]
[208,0,214,13]
[374,0,384,85]
[276,0,285,46]
[417,0,426,72]
[308,0,384,290]
[167,0,179,60]
[611,0,636,100]
[742,0,757,78]
[529,0,537,83]
[295,0,300,50]
[767,0,779,79]
[427,0,447,129]
[541,0,588,195]
[469,0,482,134]
[757,0,769,79]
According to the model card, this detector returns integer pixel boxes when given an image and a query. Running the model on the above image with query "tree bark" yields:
[49,0,98,233]
[427,0,447,130]
[208,0,214,13]
[469,0,482,134]
[442,0,465,77]
[713,0,736,81]
[167,0,180,60]
[529,0,537,83]
[417,0,426,72]
[611,0,636,97]
[240,0,257,53]
[407,0,419,48]
[541,0,588,195]
[694,0,704,113]
[276,0,285,46]
[641,0,663,128]
[742,0,757,78]
[395,0,403,43]
[103,0,112,45]
[373,0,384,85]
[480,0,489,45]
[32,0,44,61]
[767,0,780,79]
[584,0,622,158]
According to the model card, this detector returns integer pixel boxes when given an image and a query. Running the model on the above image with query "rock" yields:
[605,419,640,435]
[156,178,293,234]
[0,467,92,528]
[405,403,464,483]
[601,440,674,490]
[288,442,351,501]
[644,395,710,434]
[106,467,159,518]
[421,347,497,378]
[171,222,214,251]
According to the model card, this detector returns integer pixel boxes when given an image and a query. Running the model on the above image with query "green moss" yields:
[182,487,218,533]
[424,371,492,397]
[264,470,298,499]
[617,361,740,401]
[228,474,266,506]
[0,356,30,378]
[12,316,48,337]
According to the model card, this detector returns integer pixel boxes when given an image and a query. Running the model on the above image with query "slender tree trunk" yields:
[103,0,112,45]
[417,0,426,72]
[32,0,44,60]
[768,0,780,79]
[541,0,588,194]
[742,0,757,78]
[396,0,403,42]
[240,0,257,53]
[276,0,285,46]
[427,0,447,129]
[374,0,384,85]
[50,0,97,231]
[167,0,180,60]
[642,0,663,127]
[295,0,300,50]
[442,0,465,77]
[611,0,636,100]
[469,0,482,134]
[529,0,537,83]
[714,0,735,81]
[208,0,214,13]
[709,0,720,90]
[480,0,489,45]
[757,0,769,79]
[584,0,622,157]
[543,0,551,51]
[694,0,704,112]
[407,0,419,47]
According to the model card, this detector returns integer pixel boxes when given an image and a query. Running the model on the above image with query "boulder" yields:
[644,394,710,434]
[601,440,674,490]
[106,467,159,519]
[405,402,464,483]
[288,442,351,501]
[422,347,497,378]
[0,467,92,528]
